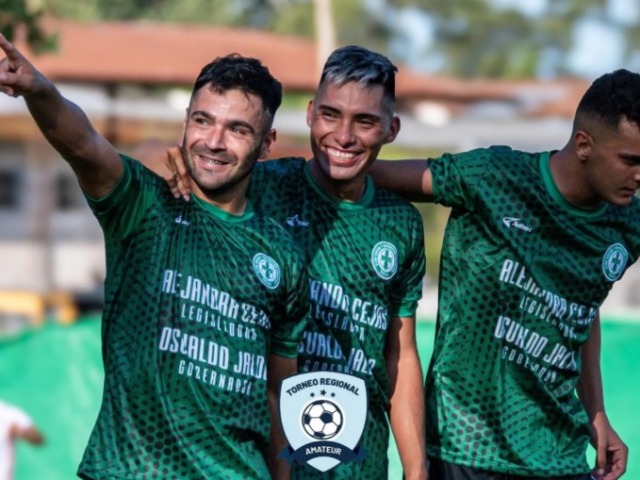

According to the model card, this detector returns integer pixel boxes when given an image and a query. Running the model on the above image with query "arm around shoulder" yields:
[369,159,434,202]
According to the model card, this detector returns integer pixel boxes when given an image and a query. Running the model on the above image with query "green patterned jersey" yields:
[249,158,426,479]
[427,146,640,476]
[77,156,309,480]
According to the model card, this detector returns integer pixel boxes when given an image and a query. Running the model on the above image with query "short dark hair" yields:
[575,69,640,131]
[191,53,282,128]
[317,45,398,114]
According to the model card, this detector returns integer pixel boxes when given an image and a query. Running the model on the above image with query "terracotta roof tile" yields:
[23,19,319,89]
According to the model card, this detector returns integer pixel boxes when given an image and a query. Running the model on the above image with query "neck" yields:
[549,148,602,209]
[192,185,249,215]
[309,160,366,202]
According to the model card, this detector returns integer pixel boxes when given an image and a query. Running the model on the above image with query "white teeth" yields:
[327,147,355,159]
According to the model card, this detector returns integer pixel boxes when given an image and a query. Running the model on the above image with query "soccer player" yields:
[144,46,428,480]
[0,36,310,479]
[370,69,639,480]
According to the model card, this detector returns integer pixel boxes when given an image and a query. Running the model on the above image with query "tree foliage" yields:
[385,0,637,78]
[0,0,56,51]
[3,0,638,78]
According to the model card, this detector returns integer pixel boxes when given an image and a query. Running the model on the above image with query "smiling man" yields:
[152,46,429,480]
[0,36,310,479]
[247,46,428,480]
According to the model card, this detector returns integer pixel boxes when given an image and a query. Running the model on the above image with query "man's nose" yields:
[205,127,226,150]
[334,121,355,146]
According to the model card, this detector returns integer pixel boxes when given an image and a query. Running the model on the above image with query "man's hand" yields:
[0,34,48,98]
[590,412,628,480]
[164,146,192,201]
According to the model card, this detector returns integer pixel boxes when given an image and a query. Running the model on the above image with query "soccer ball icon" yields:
[302,399,343,440]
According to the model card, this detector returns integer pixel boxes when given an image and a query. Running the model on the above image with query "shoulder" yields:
[255,157,306,177]
[247,212,306,258]
[430,146,535,165]
[374,185,423,217]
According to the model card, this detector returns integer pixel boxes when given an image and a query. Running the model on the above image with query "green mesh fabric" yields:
[249,158,426,479]
[78,156,309,479]
[426,146,640,476]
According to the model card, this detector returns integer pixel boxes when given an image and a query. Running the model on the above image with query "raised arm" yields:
[0,34,122,198]
[577,314,628,480]
[386,315,428,480]
[369,159,435,202]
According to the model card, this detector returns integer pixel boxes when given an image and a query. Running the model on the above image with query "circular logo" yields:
[371,241,398,280]
[602,243,628,282]
[302,399,344,440]
[252,253,281,289]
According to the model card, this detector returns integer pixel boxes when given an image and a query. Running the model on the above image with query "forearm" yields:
[577,314,605,419]
[369,159,434,202]
[24,80,103,164]
[388,353,427,479]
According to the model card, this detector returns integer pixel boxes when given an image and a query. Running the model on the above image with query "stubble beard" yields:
[182,143,259,198]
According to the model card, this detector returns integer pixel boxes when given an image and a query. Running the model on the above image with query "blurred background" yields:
[0,0,639,478]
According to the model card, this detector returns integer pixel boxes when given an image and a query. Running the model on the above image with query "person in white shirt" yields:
[0,399,44,480]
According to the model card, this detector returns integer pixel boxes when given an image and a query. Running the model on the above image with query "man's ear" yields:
[179,108,189,148]
[306,100,314,127]
[259,129,277,160]
[574,129,593,161]
[384,115,401,144]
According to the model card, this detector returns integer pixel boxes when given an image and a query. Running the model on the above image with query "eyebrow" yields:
[317,105,382,122]
[620,153,640,163]
[191,110,257,134]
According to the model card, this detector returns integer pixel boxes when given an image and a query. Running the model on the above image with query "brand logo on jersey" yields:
[371,241,398,280]
[174,215,190,227]
[602,243,628,281]
[279,372,368,472]
[252,253,281,289]
[286,214,310,227]
[502,217,533,232]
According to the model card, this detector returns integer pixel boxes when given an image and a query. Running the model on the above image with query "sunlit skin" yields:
[180,87,275,214]
[306,81,400,202]
[552,117,640,208]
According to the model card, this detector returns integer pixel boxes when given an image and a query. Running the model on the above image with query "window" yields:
[0,170,20,208]
[56,172,83,210]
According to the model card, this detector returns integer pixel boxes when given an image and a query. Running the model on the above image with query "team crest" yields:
[371,241,398,280]
[279,371,368,472]
[602,243,628,281]
[252,253,281,289]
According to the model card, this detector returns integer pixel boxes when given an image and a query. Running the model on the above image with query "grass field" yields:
[1,316,638,479]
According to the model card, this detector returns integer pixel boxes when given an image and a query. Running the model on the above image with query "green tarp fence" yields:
[1,316,639,479]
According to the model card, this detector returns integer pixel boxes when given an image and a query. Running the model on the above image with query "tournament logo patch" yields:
[371,241,398,280]
[252,253,281,289]
[279,372,368,472]
[602,243,628,282]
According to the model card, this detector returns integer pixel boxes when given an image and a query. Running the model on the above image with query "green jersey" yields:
[249,158,426,479]
[427,146,640,476]
[77,156,309,480]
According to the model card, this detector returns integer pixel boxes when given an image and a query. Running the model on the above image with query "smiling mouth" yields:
[326,147,357,160]
[198,155,231,167]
